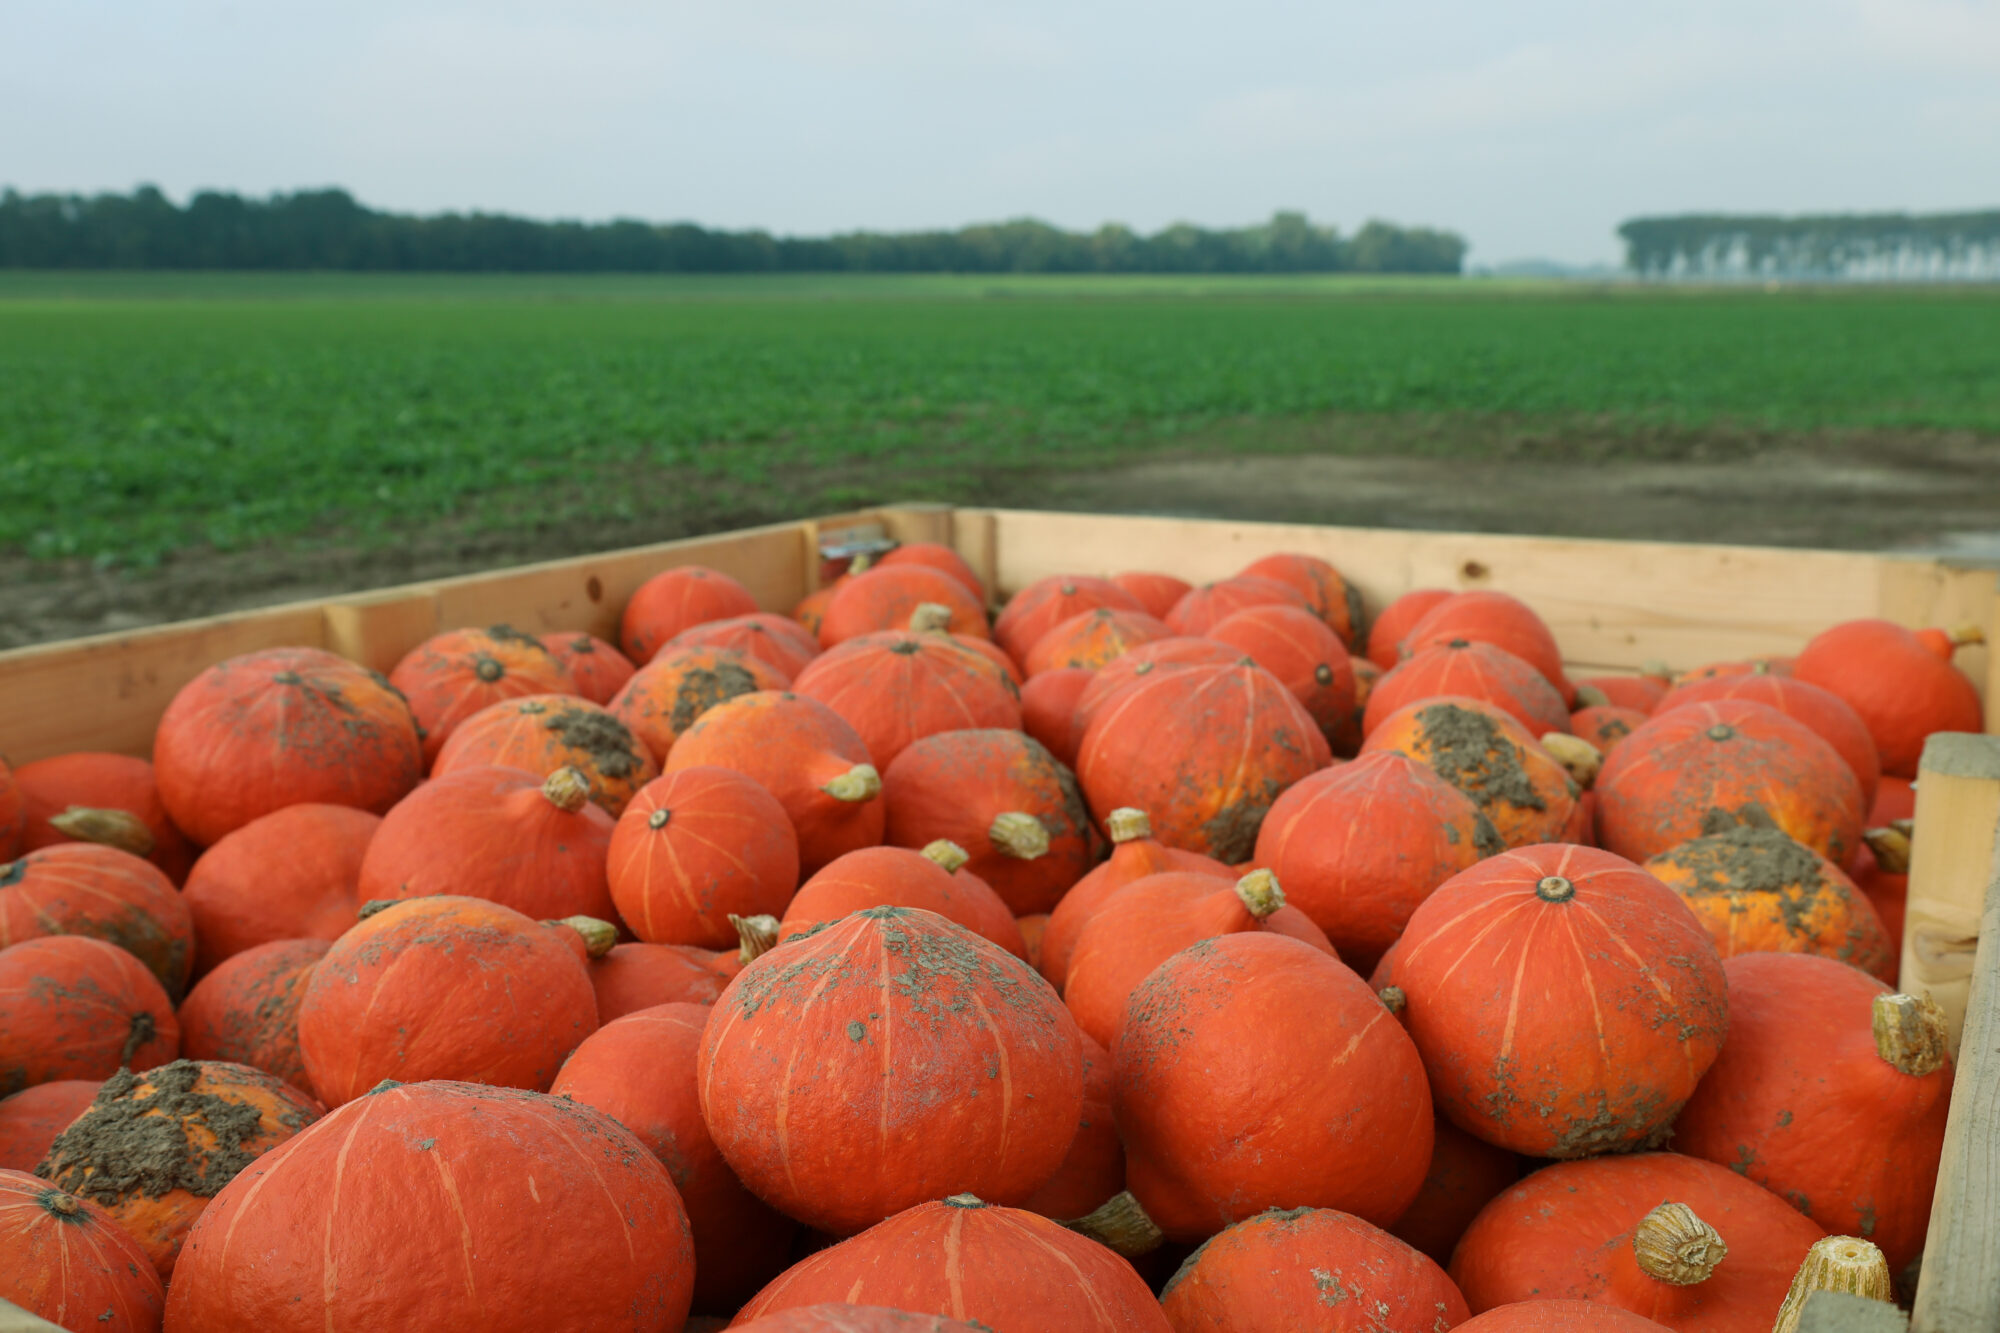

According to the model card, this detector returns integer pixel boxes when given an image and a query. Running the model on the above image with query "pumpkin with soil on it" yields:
[1159,1205,1471,1332]
[1239,551,1369,650]
[163,1080,695,1333]
[0,1168,164,1333]
[545,631,637,705]
[13,751,196,883]
[1039,807,1232,992]
[1670,953,1950,1273]
[1654,672,1882,810]
[1019,666,1096,767]
[1365,639,1571,740]
[1793,619,1985,779]
[0,1079,102,1173]
[611,644,792,764]
[792,624,1023,771]
[153,647,423,847]
[1572,705,1651,758]
[388,624,577,766]
[552,1002,796,1312]
[881,728,1095,917]
[0,936,179,1096]
[874,541,988,600]
[1111,570,1194,620]
[778,842,1028,960]
[1206,603,1358,744]
[38,1059,322,1280]
[1595,699,1864,866]
[1643,827,1895,981]
[1449,1153,1826,1331]
[665,690,885,876]
[1375,844,1728,1158]
[733,1194,1171,1331]
[431,694,658,817]
[176,939,329,1089]
[0,843,195,1001]
[357,765,618,923]
[619,563,761,662]
[1165,574,1310,637]
[820,566,991,648]
[700,908,1083,1235]
[296,896,598,1106]
[1402,590,1574,701]
[1078,658,1331,864]
[669,612,820,681]
[1388,1117,1522,1267]
[1022,606,1171,676]
[1360,695,1581,849]
[993,574,1146,663]
[180,804,377,975]
[1114,932,1432,1240]
[1366,588,1453,671]
[607,766,799,950]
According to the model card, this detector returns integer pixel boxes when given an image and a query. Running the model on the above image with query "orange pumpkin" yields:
[297,895,597,1105]
[1334,657,1381,756]
[1402,591,1573,701]
[670,611,820,680]
[1678,656,1796,683]
[1114,932,1432,1240]
[0,1079,101,1173]
[993,574,1145,662]
[779,843,1028,960]
[1365,639,1570,739]
[791,584,837,639]
[589,941,734,1020]
[1360,696,1581,849]
[1575,672,1670,713]
[1207,603,1358,742]
[611,644,791,764]
[14,751,196,883]
[432,693,658,816]
[181,804,376,974]
[39,1059,321,1279]
[1854,823,1910,945]
[176,938,328,1088]
[1458,1303,1674,1331]
[607,766,799,949]
[388,625,577,765]
[0,843,194,1000]
[1040,808,1231,991]
[0,760,17,861]
[1111,570,1193,620]
[700,907,1083,1234]
[1160,1206,1471,1330]
[1655,672,1881,809]
[552,1003,796,1310]
[1165,574,1309,637]
[1596,699,1864,865]
[1571,704,1650,757]
[153,647,423,847]
[0,936,179,1095]
[1023,606,1171,676]
[1020,1033,1122,1221]
[619,563,761,661]
[1366,587,1453,670]
[1388,1117,1521,1266]
[1450,1153,1824,1331]
[1019,665,1095,767]
[665,690,885,875]
[1871,774,1916,826]
[881,728,1095,916]
[1070,637,1243,751]
[1252,750,1501,973]
[544,630,636,704]
[735,1307,990,1332]
[1240,551,1369,649]
[1078,659,1331,863]
[733,1195,1170,1330]
[821,566,991,648]
[1644,827,1895,981]
[792,629,1022,771]
[0,1168,164,1333]
[1793,619,1984,778]
[875,542,987,600]
[1378,844,1728,1157]
[164,1080,695,1332]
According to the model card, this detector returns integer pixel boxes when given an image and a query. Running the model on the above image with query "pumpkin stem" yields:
[1539,733,1603,790]
[47,806,156,858]
[1061,1190,1165,1258]
[1105,808,1152,844]
[547,915,619,959]
[1862,825,1912,875]
[1640,659,1673,681]
[1535,876,1577,904]
[822,764,881,803]
[848,551,875,576]
[1873,993,1949,1076]
[922,839,971,873]
[731,913,781,964]
[541,766,593,814]
[1379,985,1407,1016]
[1631,1202,1727,1286]
[1233,869,1285,920]
[907,602,955,634]
[1772,1236,1896,1333]
[1947,623,1986,649]
[988,812,1050,861]
[1572,683,1610,709]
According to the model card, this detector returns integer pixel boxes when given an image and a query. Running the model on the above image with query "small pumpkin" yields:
[1112,570,1194,620]
[180,804,376,974]
[0,760,17,861]
[0,843,195,1001]
[1388,1117,1522,1266]
[608,766,799,949]
[874,542,987,600]
[611,644,791,763]
[1206,603,1358,743]
[1040,808,1231,992]
[1575,672,1671,713]
[13,751,196,883]
[0,936,179,1096]
[1654,672,1881,810]
[619,563,761,662]
[1366,587,1452,670]
[1571,704,1650,757]
[1070,637,1245,751]
[1020,1033,1123,1222]
[1239,551,1368,649]
[994,574,1145,663]
[821,566,991,648]
[735,1306,992,1332]
[544,630,637,704]
[0,1168,164,1333]
[1360,696,1581,849]
[1023,606,1171,676]
[1457,1302,1673,1331]
[0,1079,101,1173]
[1019,665,1096,767]
[1870,775,1916,826]
[1365,639,1570,740]
[432,693,659,816]
[153,647,423,847]
[669,611,821,681]
[1165,574,1310,637]
[175,938,329,1088]
[1402,591,1573,701]
[779,842,1028,960]
[388,624,577,765]
[793,626,1023,771]
[1792,619,1984,778]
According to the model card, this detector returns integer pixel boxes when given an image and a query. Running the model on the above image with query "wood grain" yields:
[0,1299,69,1333]
[1900,734,2000,1051]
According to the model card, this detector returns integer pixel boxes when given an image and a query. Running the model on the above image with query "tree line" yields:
[0,186,1468,275]
[1619,210,2000,281]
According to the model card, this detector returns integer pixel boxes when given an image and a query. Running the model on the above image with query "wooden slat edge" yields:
[1900,733,2000,1050]
[0,1297,71,1332]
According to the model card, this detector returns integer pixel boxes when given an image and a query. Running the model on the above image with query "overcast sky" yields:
[8,0,1999,264]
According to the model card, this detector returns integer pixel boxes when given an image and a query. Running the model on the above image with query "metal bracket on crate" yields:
[816,522,899,586]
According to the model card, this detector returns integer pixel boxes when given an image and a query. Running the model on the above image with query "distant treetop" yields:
[1617,210,2000,281]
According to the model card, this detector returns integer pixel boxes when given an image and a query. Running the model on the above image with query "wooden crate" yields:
[2,503,1996,1332]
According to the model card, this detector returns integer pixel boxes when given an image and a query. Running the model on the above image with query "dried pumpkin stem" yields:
[1772,1236,1895,1333]
[1539,733,1603,790]
[1947,623,1986,649]
[1873,993,1949,1076]
[989,812,1051,861]
[922,839,971,873]
[1631,1202,1727,1286]
[48,806,156,858]
[1640,659,1673,681]
[1379,985,1407,1016]
[1060,1190,1164,1258]
[1862,826,1912,875]
[1105,808,1152,844]
[907,602,955,634]
[541,765,594,814]
[548,915,619,959]
[1233,869,1285,920]
[731,913,781,964]
[1571,683,1611,709]
[822,764,882,803]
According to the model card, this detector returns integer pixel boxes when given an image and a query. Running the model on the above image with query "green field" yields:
[3,272,1998,569]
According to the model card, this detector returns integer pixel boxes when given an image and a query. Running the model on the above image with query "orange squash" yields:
[1252,750,1501,973]
[1360,696,1581,849]
[669,611,821,681]
[1458,1303,1674,1331]
[993,574,1145,663]
[792,628,1022,770]
[0,936,179,1095]
[778,842,1028,960]
[39,1059,321,1278]
[1654,672,1881,810]
[700,908,1083,1234]
[1206,603,1358,743]
[388,624,577,765]
[432,693,658,816]
[176,938,328,1088]
[1596,699,1864,866]
[1366,587,1453,671]
[1111,570,1193,620]
[1871,774,1916,826]
[14,751,196,883]
[0,761,16,861]
[0,843,194,1000]
[1019,665,1095,767]
[1333,657,1380,757]
[544,630,636,704]
[1239,551,1368,649]
[0,1168,164,1333]
[665,690,885,875]
[1854,823,1910,946]
[0,1079,101,1173]
[1644,827,1895,981]
[1039,808,1231,991]
[153,647,422,847]
[611,644,791,764]
[607,766,799,949]
[1388,1117,1521,1266]
[1575,672,1670,713]
[881,728,1095,916]
[735,1307,990,1332]
[181,804,376,974]
[1402,590,1573,701]
[1069,637,1244,751]
[619,563,761,662]
[589,941,738,1020]
[1022,606,1171,676]
[874,541,987,599]
[1114,932,1432,1240]
[1019,1033,1122,1222]
[821,566,990,648]
[1571,704,1650,757]
[1793,619,1984,778]
[1165,574,1309,636]
[1377,844,1728,1157]
[1365,639,1570,740]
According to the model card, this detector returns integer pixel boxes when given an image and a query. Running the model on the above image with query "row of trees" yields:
[0,186,1468,274]
[1619,211,2000,280]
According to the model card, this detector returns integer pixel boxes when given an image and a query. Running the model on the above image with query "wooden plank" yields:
[0,1300,67,1333]
[1802,1292,1911,1332]
[1911,760,2000,1332]
[1901,734,2000,1051]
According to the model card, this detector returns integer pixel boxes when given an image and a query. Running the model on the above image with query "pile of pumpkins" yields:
[0,540,1986,1333]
